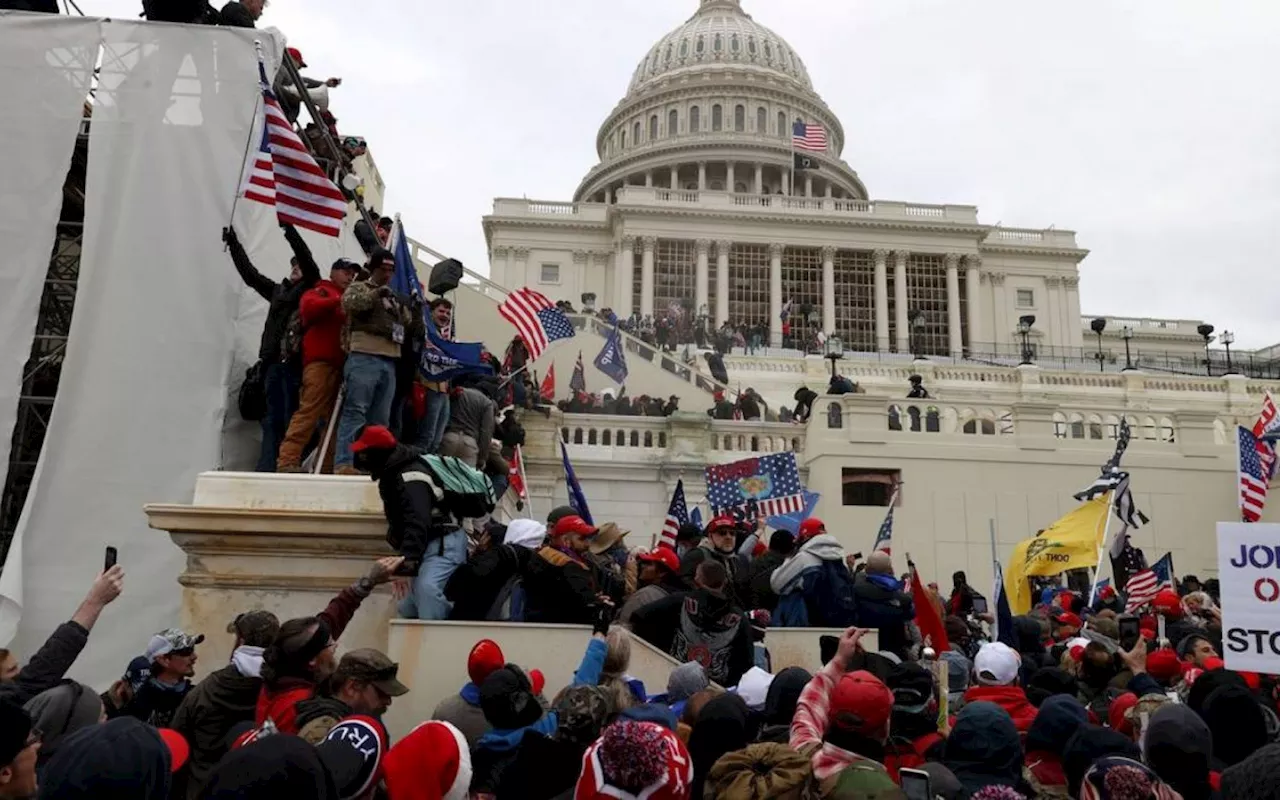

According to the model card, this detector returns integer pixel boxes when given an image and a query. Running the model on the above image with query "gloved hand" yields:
[222,226,237,246]
[592,599,615,636]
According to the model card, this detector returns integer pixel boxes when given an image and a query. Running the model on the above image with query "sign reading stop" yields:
[1218,522,1280,673]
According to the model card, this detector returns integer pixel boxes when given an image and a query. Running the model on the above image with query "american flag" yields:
[1239,425,1269,522]
[705,453,804,517]
[570,351,587,394]
[792,121,828,153]
[508,445,528,503]
[1253,392,1279,481]
[498,288,575,360]
[241,61,347,237]
[659,480,689,549]
[872,503,895,555]
[1124,553,1175,613]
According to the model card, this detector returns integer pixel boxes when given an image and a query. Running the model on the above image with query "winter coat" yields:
[852,571,915,657]
[523,545,601,625]
[371,445,449,563]
[617,576,684,627]
[171,663,263,799]
[431,683,489,749]
[109,677,192,728]
[961,684,1039,735]
[746,550,786,612]
[1145,704,1218,800]
[942,701,1034,797]
[630,588,753,687]
[342,280,416,359]
[294,694,352,744]
[217,0,255,27]
[39,717,173,799]
[298,280,347,366]
[228,224,321,364]
[446,386,496,464]
[445,543,534,621]
[679,544,745,607]
[1023,695,1088,797]
[0,620,88,707]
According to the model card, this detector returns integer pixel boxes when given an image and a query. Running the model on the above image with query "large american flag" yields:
[241,61,347,237]
[1239,425,1269,522]
[497,288,575,360]
[706,453,805,517]
[1124,553,1175,613]
[1253,392,1279,482]
[659,480,689,549]
[792,120,828,153]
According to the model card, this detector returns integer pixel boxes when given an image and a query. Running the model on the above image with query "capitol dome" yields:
[574,0,867,203]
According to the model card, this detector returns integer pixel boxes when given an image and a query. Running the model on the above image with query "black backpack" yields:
[237,361,266,421]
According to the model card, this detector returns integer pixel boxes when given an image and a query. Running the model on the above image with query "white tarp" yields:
[0,14,100,513]
[1217,521,1280,673]
[0,20,274,686]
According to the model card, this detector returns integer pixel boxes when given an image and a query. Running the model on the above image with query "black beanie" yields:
[479,665,543,731]
[0,700,31,765]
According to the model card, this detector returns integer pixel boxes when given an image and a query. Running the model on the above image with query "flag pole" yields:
[789,118,796,197]
[989,518,1000,642]
[515,444,533,520]
[229,39,267,242]
[1086,491,1115,607]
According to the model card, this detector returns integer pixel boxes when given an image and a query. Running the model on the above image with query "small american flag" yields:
[659,480,689,549]
[872,503,895,555]
[498,288,575,360]
[1124,553,1174,613]
[1239,425,1269,522]
[1253,392,1279,481]
[570,351,587,394]
[792,120,828,153]
[241,60,347,237]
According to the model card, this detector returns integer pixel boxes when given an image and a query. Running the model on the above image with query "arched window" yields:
[649,115,658,141]
[748,37,757,56]
[690,106,701,133]
[764,41,773,60]
[680,39,689,58]
[777,111,787,138]
[695,36,705,55]
[712,104,723,131]
[620,128,626,149]
[714,33,723,53]
[734,104,745,132]
[633,121,642,144]
[665,44,673,63]
[757,106,767,133]
[668,109,678,135]
[730,34,740,53]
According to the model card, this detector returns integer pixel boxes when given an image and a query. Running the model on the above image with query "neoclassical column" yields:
[964,255,982,352]
[781,171,790,195]
[821,246,836,336]
[618,237,635,316]
[669,165,679,189]
[726,163,735,193]
[873,249,889,352]
[490,246,510,285]
[644,171,653,188]
[945,253,963,357]
[698,162,707,190]
[769,243,783,348]
[572,250,588,300]
[805,174,813,197]
[514,247,529,286]
[715,240,731,326]
[754,163,763,194]
[824,183,833,199]
[1063,275,1082,348]
[1044,275,1063,347]
[640,236,657,318]
[989,272,1008,345]
[695,239,710,316]
[893,250,910,353]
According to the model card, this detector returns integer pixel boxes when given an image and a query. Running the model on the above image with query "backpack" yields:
[417,454,496,520]
[774,590,810,628]
[237,361,266,421]
[280,309,304,363]
[809,560,859,627]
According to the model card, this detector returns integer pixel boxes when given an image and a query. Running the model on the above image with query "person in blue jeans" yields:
[336,248,420,474]
[416,298,453,454]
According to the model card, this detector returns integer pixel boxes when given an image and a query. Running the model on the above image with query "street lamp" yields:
[1222,330,1235,374]
[1197,323,1215,376]
[908,309,926,360]
[1121,326,1135,371]
[1090,317,1107,372]
[1018,315,1036,365]
[824,335,844,379]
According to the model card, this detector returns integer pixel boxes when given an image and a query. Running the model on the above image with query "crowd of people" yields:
[4,508,1276,798]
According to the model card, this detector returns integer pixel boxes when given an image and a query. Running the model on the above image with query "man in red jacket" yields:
[962,642,1038,736]
[277,258,359,471]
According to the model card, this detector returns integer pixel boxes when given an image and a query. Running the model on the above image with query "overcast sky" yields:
[90,0,1280,346]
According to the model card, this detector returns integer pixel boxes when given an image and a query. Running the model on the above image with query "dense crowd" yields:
[3,506,1276,799]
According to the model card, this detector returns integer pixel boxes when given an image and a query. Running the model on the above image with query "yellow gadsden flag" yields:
[1004,495,1111,614]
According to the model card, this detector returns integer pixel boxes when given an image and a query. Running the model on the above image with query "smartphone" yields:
[851,551,863,561]
[104,546,118,572]
[899,767,932,800]
[971,596,989,615]
[1119,615,1141,651]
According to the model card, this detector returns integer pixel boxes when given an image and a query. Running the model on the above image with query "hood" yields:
[39,717,172,799]
[1145,704,1214,800]
[201,734,339,799]
[962,684,1034,718]
[941,701,1023,793]
[770,534,844,593]
[475,710,558,752]
[763,667,812,727]
[1202,683,1269,769]
[232,645,265,678]
[688,694,752,800]
[504,518,547,550]
[23,682,103,763]
[199,664,263,715]
[1013,615,1044,655]
[1025,694,1088,754]
[1062,725,1141,797]
[372,443,421,479]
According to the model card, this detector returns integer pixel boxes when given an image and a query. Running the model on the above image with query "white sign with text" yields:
[1217,522,1280,673]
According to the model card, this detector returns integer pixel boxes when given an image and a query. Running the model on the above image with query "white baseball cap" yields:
[974,642,1021,686]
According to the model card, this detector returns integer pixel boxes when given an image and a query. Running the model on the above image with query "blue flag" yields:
[689,507,703,530]
[767,491,821,533]
[594,323,629,385]
[560,440,593,525]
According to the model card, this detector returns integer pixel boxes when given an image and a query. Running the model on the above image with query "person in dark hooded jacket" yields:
[199,733,341,799]
[756,666,811,743]
[1062,725,1141,798]
[38,717,177,800]
[1024,694,1088,796]
[678,516,746,607]
[883,662,946,780]
[688,693,753,800]
[941,701,1033,797]
[745,530,794,615]
[792,387,819,423]
[852,551,914,658]
[223,224,321,472]
[1144,703,1217,800]
[445,520,545,621]
[1202,683,1269,771]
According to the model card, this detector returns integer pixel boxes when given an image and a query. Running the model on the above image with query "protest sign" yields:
[1217,521,1280,673]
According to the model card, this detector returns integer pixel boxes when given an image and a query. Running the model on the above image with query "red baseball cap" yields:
[798,518,826,542]
[1145,648,1181,684]
[1152,589,1183,618]
[637,546,680,573]
[1057,612,1082,629]
[828,670,893,737]
[1109,692,1138,736]
[350,425,397,453]
[157,729,189,773]
[467,639,505,686]
[286,46,307,68]
[551,515,598,539]
[705,515,736,534]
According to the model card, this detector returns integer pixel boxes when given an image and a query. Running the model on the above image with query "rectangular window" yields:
[905,254,949,357]
[540,263,560,284]
[833,250,876,352]
[1016,288,1035,308]
[841,468,901,507]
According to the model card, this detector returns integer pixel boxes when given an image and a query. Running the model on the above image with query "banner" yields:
[1217,522,1280,673]
[1004,496,1111,614]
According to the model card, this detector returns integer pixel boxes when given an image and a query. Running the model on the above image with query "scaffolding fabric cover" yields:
[0,14,100,539]
[0,21,270,687]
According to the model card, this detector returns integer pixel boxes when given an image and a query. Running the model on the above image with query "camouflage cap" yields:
[335,649,409,697]
[227,610,281,648]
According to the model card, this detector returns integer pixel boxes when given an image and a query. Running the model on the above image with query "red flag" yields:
[911,565,950,653]
[509,445,527,501]
[540,364,556,403]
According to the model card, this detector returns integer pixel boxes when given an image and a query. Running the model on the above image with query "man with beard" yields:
[679,515,745,607]
[294,649,409,743]
[616,546,684,627]
[630,561,753,687]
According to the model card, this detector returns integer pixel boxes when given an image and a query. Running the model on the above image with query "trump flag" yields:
[705,453,805,517]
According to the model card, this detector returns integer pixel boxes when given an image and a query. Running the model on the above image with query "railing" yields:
[709,421,805,455]
[607,187,986,226]
[882,403,1016,436]
[526,201,579,215]
[554,414,805,457]
[559,415,670,453]
[569,315,739,401]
